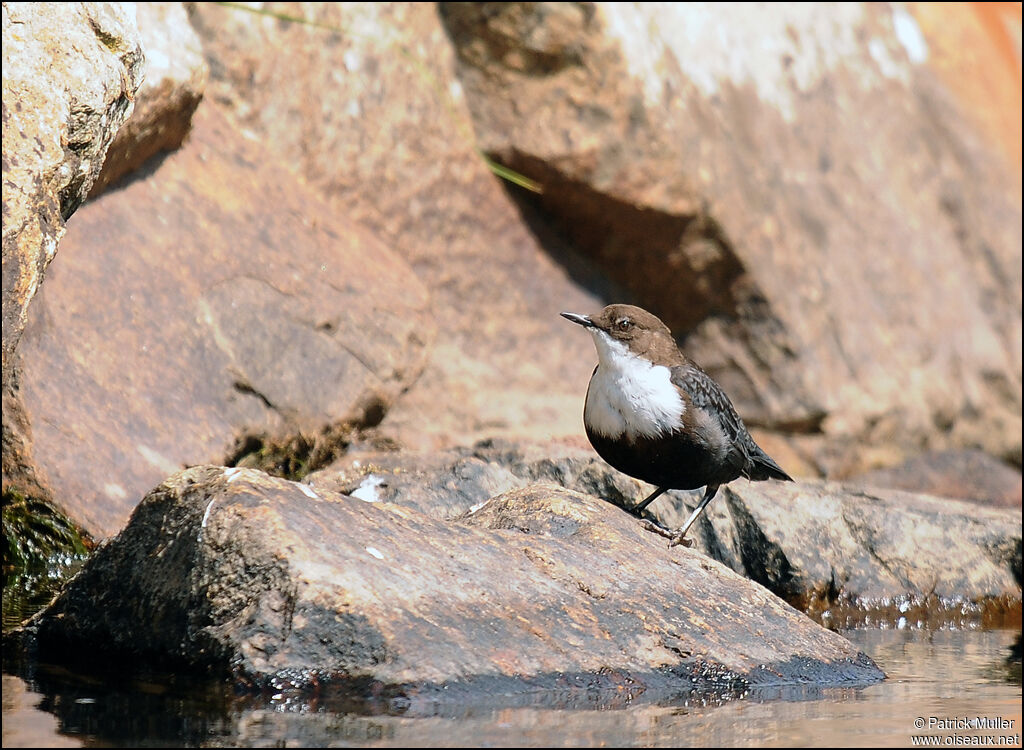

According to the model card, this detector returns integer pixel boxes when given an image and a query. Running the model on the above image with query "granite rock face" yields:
[30,466,883,694]
[2,2,144,388]
[441,1,1023,471]
[87,1,208,197]
[9,105,433,537]
[186,1,607,451]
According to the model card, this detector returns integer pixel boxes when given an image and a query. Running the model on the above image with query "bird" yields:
[561,303,793,547]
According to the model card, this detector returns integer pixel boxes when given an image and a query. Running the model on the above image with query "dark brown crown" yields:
[587,304,685,366]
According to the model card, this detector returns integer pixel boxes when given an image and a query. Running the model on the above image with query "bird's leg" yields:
[669,484,719,547]
[631,486,667,516]
[641,485,720,548]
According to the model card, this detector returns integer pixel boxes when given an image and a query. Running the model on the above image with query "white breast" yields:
[583,330,685,440]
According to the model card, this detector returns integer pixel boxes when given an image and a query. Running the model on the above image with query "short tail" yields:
[744,443,794,483]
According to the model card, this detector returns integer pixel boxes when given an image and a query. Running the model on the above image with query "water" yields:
[2,628,1020,747]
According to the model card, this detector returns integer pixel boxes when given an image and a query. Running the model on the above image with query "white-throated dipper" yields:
[561,304,793,547]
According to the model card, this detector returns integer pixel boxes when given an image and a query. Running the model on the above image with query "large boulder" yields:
[312,440,1023,619]
[29,466,883,695]
[2,2,144,388]
[8,104,433,537]
[186,2,605,450]
[440,2,1023,471]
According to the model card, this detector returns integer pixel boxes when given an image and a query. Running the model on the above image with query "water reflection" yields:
[2,628,1021,747]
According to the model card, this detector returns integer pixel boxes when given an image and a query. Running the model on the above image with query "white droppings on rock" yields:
[467,497,492,515]
[351,474,387,503]
[200,497,217,532]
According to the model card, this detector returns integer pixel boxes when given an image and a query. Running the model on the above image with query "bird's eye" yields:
[616,317,632,331]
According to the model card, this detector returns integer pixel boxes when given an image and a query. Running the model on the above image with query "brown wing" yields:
[670,364,792,482]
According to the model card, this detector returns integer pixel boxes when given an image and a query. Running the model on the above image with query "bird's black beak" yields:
[560,311,594,328]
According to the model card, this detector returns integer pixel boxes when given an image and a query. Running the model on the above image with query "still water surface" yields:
[3,628,1020,747]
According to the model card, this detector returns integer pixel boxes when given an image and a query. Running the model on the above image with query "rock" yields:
[88,2,207,197]
[186,1,605,450]
[2,2,144,389]
[311,440,1023,610]
[28,465,883,695]
[440,2,1023,469]
[676,483,1022,606]
[309,438,642,518]
[909,2,1022,170]
[849,449,1022,508]
[7,103,433,538]
[312,447,530,519]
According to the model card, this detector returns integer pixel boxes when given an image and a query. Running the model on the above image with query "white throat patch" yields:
[584,330,685,440]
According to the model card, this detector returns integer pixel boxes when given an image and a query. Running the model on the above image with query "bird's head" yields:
[560,304,682,366]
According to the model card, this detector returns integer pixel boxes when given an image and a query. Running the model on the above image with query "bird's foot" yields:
[640,518,671,536]
[640,519,694,548]
[667,530,694,548]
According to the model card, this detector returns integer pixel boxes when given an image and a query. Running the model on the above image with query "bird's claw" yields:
[640,519,693,547]
[668,532,693,548]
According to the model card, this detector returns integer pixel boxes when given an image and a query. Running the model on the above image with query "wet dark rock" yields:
[26,466,882,694]
[312,440,1023,612]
